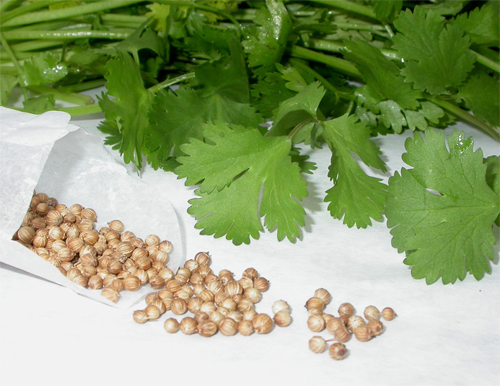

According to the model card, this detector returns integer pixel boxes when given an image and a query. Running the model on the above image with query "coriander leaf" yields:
[343,39,420,109]
[485,155,500,226]
[0,75,17,105]
[115,24,166,63]
[386,129,500,284]
[393,7,476,95]
[176,121,308,245]
[270,81,326,137]
[191,34,250,104]
[22,94,55,114]
[145,87,264,167]
[251,71,296,118]
[242,0,293,77]
[403,101,444,131]
[323,113,388,228]
[97,50,154,170]
[19,52,68,87]
[146,3,171,31]
[371,0,402,22]
[450,4,499,46]
[459,71,500,127]
[276,62,311,92]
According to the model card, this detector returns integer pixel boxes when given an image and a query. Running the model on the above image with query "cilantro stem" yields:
[289,57,354,103]
[306,39,400,61]
[287,119,313,141]
[288,45,362,80]
[147,72,196,94]
[428,96,500,142]
[3,29,133,41]
[471,49,500,74]
[28,85,95,106]
[0,31,29,100]
[57,79,106,94]
[0,0,22,13]
[155,0,242,37]
[306,0,378,21]
[52,104,103,117]
[0,0,62,25]
[1,0,144,28]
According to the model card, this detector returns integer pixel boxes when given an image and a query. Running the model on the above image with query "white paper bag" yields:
[0,107,183,309]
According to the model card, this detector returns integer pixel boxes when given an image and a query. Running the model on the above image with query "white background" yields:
[1,101,499,386]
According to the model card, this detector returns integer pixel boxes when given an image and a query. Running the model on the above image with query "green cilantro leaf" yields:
[371,0,403,22]
[459,71,500,127]
[145,87,264,167]
[450,4,499,46]
[19,52,68,87]
[146,3,171,31]
[22,94,55,114]
[393,7,476,95]
[115,23,166,63]
[242,0,293,77]
[323,113,388,228]
[251,71,296,118]
[343,39,420,109]
[191,34,250,104]
[270,81,326,137]
[175,121,308,245]
[97,49,154,170]
[485,156,500,226]
[386,129,500,284]
[1,74,18,105]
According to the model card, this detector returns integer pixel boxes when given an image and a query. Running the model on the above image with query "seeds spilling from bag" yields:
[14,191,174,304]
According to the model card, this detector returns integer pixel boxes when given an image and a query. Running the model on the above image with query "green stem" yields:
[471,49,500,74]
[0,31,28,100]
[0,0,22,13]
[28,85,95,106]
[289,57,356,104]
[155,0,242,37]
[148,72,196,94]
[428,96,500,142]
[53,104,103,117]
[307,0,378,21]
[2,0,145,28]
[287,119,313,140]
[0,0,61,25]
[306,39,400,61]
[3,29,132,41]
[57,79,106,94]
[3,39,62,53]
[288,45,362,80]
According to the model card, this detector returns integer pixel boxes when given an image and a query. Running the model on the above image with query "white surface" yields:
[1,106,499,386]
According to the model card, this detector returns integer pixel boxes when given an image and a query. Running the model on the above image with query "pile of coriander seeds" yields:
[14,191,174,304]
[306,288,397,360]
[133,252,293,337]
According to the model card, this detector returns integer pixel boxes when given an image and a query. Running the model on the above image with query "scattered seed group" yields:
[306,288,397,361]
[134,252,292,338]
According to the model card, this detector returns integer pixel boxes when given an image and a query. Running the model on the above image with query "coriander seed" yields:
[381,307,397,321]
[252,313,273,334]
[364,305,381,322]
[274,311,292,327]
[309,336,327,353]
[180,317,197,335]
[164,318,179,333]
[133,310,149,324]
[329,343,348,361]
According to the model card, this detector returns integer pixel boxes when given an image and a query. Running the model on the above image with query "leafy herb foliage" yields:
[1,0,499,283]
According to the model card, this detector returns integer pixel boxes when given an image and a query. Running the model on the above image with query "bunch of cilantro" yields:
[1,0,499,284]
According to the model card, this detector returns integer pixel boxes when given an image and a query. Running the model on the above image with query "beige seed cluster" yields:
[134,252,292,337]
[14,192,174,303]
[306,288,397,360]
